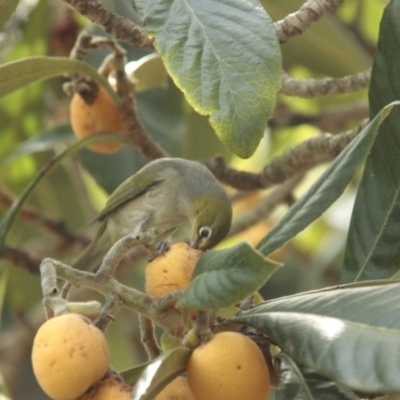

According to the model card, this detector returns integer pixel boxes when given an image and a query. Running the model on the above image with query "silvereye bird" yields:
[72,157,232,271]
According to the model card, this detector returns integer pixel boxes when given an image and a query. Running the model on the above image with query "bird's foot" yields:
[156,240,170,254]
[146,240,170,261]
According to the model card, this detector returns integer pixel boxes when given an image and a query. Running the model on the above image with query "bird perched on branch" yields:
[72,157,232,271]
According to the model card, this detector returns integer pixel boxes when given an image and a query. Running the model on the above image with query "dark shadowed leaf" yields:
[178,242,281,310]
[342,1,400,283]
[132,0,281,158]
[276,355,359,400]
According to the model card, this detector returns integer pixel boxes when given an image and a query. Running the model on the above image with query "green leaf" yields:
[0,0,19,31]
[235,282,400,394]
[132,0,281,158]
[1,125,74,166]
[232,311,400,394]
[241,281,400,329]
[178,242,281,310]
[342,1,400,283]
[131,347,191,400]
[126,53,169,92]
[0,57,119,104]
[256,102,400,258]
[120,361,152,386]
[276,356,359,400]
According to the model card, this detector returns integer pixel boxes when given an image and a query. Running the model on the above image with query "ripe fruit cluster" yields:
[31,313,198,400]
[32,244,270,399]
[31,243,202,399]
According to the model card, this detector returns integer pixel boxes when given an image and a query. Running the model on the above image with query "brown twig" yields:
[60,0,154,50]
[139,315,161,359]
[95,294,122,331]
[2,245,41,274]
[116,83,169,160]
[281,70,371,98]
[275,0,344,43]
[205,123,363,191]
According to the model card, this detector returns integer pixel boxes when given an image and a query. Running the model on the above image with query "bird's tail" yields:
[71,220,111,271]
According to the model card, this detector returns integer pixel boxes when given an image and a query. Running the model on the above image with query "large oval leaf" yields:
[178,242,281,310]
[242,281,400,330]
[132,0,281,158]
[233,311,400,394]
[342,0,400,283]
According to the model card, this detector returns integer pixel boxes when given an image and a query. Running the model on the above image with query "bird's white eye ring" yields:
[199,226,212,239]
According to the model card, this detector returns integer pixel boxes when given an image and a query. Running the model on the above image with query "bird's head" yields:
[190,196,232,250]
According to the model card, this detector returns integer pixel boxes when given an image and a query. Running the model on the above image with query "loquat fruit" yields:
[70,87,125,153]
[32,313,109,400]
[187,331,270,400]
[145,242,203,298]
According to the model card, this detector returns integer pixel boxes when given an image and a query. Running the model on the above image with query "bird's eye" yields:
[199,226,212,239]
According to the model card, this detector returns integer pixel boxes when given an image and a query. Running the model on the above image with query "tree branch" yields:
[281,70,371,98]
[205,123,363,191]
[60,0,153,49]
[275,0,344,43]
[2,245,41,274]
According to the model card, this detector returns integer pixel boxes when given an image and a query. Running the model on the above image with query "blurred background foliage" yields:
[0,0,386,398]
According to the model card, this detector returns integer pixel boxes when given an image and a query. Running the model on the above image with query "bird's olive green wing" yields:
[95,170,165,221]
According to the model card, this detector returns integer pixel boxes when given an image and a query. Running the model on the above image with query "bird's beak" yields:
[190,237,201,249]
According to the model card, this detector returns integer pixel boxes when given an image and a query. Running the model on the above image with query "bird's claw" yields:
[156,240,170,254]
[146,240,170,261]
